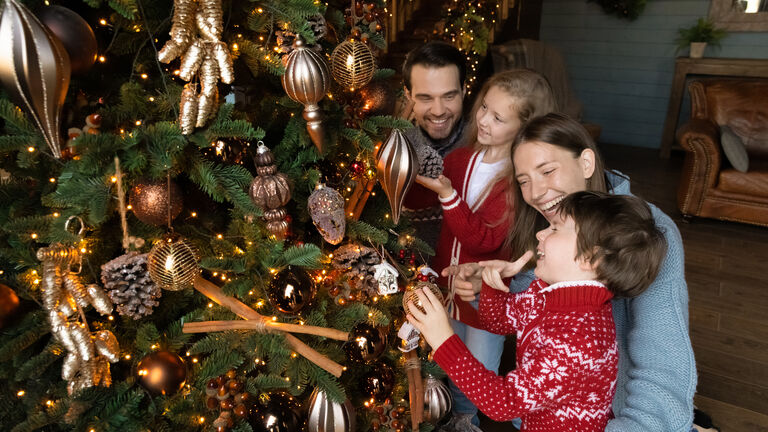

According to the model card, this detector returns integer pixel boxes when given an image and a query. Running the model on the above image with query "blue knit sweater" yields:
[508,171,697,432]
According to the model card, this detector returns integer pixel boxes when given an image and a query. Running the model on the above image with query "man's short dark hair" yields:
[558,191,667,298]
[402,41,467,91]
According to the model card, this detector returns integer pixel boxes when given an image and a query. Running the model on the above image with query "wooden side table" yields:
[659,57,768,158]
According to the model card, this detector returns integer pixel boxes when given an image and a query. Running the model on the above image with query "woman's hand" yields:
[406,287,454,350]
[415,175,454,199]
[441,262,483,301]
[479,251,535,292]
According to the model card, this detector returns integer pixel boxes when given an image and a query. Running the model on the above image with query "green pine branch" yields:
[281,243,322,268]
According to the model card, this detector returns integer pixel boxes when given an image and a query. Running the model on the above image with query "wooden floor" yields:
[479,145,768,432]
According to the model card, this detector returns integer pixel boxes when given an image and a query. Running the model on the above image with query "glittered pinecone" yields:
[101,252,161,319]
[414,143,444,178]
[332,244,381,294]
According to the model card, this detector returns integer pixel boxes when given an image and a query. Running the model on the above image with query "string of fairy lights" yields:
[443,0,498,94]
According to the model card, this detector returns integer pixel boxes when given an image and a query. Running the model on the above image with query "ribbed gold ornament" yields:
[281,37,330,152]
[423,374,452,424]
[330,40,375,91]
[147,233,200,291]
[376,128,418,224]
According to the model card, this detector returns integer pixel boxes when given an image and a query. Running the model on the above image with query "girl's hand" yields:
[415,175,454,199]
[479,251,535,292]
[406,287,454,350]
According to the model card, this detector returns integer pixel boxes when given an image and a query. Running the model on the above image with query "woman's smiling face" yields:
[513,140,596,221]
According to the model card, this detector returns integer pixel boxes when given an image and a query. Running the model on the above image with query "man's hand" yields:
[415,174,453,199]
[406,287,454,350]
[441,262,483,301]
[479,251,535,292]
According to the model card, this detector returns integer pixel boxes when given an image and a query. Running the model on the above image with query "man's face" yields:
[405,64,465,140]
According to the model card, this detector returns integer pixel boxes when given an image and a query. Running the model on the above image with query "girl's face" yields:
[534,214,596,284]
[513,140,596,222]
[475,87,522,148]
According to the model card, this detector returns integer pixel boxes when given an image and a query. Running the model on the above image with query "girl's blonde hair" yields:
[461,69,557,225]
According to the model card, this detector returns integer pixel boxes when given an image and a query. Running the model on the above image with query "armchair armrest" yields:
[676,118,722,216]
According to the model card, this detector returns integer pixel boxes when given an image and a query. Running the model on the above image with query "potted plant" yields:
[676,18,727,58]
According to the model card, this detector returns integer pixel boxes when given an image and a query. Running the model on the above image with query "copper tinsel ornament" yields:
[308,184,346,245]
[129,179,184,227]
[343,322,387,364]
[250,391,306,432]
[281,37,331,153]
[0,0,70,158]
[136,350,187,396]
[330,39,375,91]
[359,80,397,117]
[147,233,200,291]
[266,266,316,315]
[376,129,418,224]
[0,283,20,329]
[423,374,452,424]
[307,387,356,432]
[403,280,444,317]
[363,362,395,402]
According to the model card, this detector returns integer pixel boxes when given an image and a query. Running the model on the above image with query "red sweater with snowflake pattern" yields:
[433,279,618,432]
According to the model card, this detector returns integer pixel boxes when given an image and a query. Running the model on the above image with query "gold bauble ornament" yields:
[129,179,184,227]
[147,233,200,291]
[330,39,375,91]
[281,37,330,153]
[402,280,444,317]
[136,350,187,396]
[376,129,418,224]
[0,283,20,329]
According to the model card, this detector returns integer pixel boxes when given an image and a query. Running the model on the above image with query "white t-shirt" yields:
[466,152,507,208]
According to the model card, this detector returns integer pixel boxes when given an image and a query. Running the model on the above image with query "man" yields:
[402,41,467,157]
[401,42,468,245]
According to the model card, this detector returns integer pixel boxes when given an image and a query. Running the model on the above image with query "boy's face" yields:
[405,64,465,140]
[534,214,598,284]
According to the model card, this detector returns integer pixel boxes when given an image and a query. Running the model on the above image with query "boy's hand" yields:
[406,287,454,350]
[479,251,535,292]
[442,262,482,301]
[415,175,453,199]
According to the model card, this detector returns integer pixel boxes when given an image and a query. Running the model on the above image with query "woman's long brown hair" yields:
[506,113,612,258]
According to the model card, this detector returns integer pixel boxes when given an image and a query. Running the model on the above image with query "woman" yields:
[445,113,696,432]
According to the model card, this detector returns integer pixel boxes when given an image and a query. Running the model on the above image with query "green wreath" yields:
[589,0,647,20]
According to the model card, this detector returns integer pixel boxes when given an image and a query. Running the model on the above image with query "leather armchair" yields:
[677,79,768,226]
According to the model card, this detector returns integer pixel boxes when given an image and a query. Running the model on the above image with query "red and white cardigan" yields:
[430,147,513,327]
[433,279,618,432]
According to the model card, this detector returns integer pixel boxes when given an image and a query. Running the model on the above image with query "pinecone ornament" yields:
[331,244,381,295]
[414,142,443,179]
[101,252,161,319]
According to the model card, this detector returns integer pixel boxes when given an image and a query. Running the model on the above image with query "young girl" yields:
[414,69,556,430]
[408,191,668,432]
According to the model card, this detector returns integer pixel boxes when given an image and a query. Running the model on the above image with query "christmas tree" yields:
[0,0,453,430]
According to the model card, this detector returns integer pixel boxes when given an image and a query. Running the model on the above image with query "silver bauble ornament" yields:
[423,374,452,424]
[307,387,356,432]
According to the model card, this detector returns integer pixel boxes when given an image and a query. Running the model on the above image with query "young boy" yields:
[406,191,667,432]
